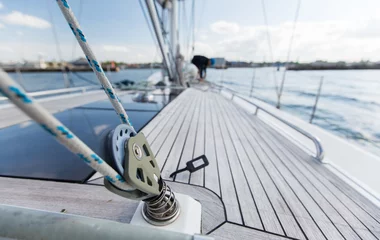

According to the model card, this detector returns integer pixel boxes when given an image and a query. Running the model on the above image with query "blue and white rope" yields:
[0,69,135,191]
[56,0,136,133]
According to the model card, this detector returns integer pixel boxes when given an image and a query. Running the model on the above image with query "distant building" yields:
[310,60,336,67]
[227,61,251,68]
[38,55,47,69]
[70,57,89,67]
[212,58,227,69]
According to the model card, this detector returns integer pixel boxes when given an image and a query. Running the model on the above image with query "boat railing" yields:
[0,86,100,102]
[212,83,325,162]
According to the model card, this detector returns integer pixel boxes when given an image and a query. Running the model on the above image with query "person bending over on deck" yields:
[191,55,215,81]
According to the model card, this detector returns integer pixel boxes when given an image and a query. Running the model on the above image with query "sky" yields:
[1,0,380,63]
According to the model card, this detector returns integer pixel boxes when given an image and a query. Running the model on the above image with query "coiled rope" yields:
[56,0,135,132]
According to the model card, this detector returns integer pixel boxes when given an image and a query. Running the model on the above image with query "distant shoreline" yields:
[5,65,380,72]
[3,67,119,73]
[287,65,380,71]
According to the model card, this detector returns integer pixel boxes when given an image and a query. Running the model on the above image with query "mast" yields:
[145,0,174,80]
[170,0,178,56]
[170,0,184,86]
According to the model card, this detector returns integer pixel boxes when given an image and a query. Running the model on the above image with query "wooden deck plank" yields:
[256,118,380,238]
[208,93,242,224]
[160,92,200,179]
[173,93,203,184]
[213,94,263,229]
[0,177,139,223]
[253,118,376,240]
[245,119,352,240]
[210,223,293,240]
[155,90,199,170]
[220,97,305,238]
[222,97,313,240]
[204,92,222,196]
[222,97,327,240]
[149,90,196,166]
[144,90,189,145]
[0,177,224,235]
[189,91,206,186]
[217,95,284,234]
[141,90,187,137]
[144,88,380,239]
[239,112,345,239]
[220,95,306,239]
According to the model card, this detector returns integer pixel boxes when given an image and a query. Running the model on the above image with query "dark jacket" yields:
[191,55,209,78]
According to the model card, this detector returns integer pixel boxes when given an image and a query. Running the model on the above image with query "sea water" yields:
[6,67,380,157]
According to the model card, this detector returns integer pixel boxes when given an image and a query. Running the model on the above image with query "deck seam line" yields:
[151,91,195,157]
[225,221,302,240]
[202,91,207,187]
[209,93,224,202]
[254,118,369,240]
[257,119,380,239]
[247,117,348,240]
[172,95,202,182]
[161,91,200,172]
[142,89,186,137]
[225,98,310,240]
[212,93,246,226]
[258,116,380,230]
[233,101,345,240]
[214,94,265,230]
[221,98,288,236]
[145,90,188,140]
[188,93,203,184]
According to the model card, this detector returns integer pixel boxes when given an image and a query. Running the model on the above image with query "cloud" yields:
[0,41,158,63]
[0,46,13,52]
[0,23,4,29]
[193,42,214,56]
[0,11,51,29]
[195,19,380,62]
[16,31,23,36]
[0,2,3,10]
[103,45,129,53]
[210,21,240,34]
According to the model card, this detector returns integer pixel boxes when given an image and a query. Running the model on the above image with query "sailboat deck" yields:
[140,87,380,240]
[1,86,380,239]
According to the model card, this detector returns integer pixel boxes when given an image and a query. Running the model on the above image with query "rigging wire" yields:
[46,0,72,88]
[138,0,168,77]
[189,0,195,59]
[261,0,278,96]
[183,0,195,60]
[277,0,302,108]
[250,47,258,98]
[138,0,161,59]
[71,0,83,60]
[151,0,177,72]
[181,0,189,59]
[70,71,99,85]
[192,0,206,57]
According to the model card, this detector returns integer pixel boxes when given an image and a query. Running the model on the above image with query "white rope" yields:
[56,0,136,133]
[0,69,134,191]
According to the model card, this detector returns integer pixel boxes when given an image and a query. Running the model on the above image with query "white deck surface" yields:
[1,86,380,239]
